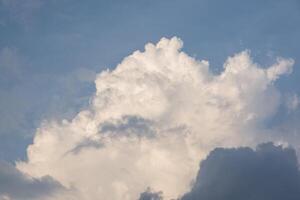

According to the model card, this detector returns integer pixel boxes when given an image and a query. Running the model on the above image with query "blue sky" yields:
[1,1,300,199]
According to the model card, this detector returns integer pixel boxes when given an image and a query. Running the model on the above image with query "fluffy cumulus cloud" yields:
[14,37,296,199]
[181,143,300,200]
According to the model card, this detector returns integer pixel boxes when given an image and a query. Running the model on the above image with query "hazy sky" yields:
[1,1,300,199]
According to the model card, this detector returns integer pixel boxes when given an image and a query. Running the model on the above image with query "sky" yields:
[0,0,300,199]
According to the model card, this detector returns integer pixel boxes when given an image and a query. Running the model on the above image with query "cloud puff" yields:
[181,143,300,200]
[16,37,295,199]
[0,160,68,200]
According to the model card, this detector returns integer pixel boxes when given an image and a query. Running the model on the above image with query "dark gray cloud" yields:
[100,115,155,138]
[181,143,300,200]
[67,138,103,155]
[66,115,155,155]
[138,188,163,200]
[0,160,66,200]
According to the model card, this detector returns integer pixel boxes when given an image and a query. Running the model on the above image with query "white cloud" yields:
[266,58,294,81]
[16,37,295,199]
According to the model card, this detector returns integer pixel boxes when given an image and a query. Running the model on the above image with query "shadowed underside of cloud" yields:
[138,188,163,200]
[181,143,300,200]
[0,160,67,200]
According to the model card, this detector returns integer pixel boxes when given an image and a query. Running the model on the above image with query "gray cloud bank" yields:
[181,143,300,200]
[0,161,66,200]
